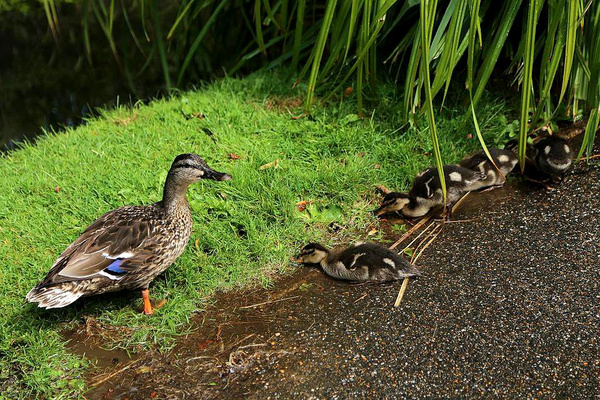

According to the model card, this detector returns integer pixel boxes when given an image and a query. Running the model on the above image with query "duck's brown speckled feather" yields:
[37,203,191,291]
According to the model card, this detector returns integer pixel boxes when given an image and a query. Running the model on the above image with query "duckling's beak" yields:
[291,256,304,263]
[203,167,232,181]
[372,206,388,217]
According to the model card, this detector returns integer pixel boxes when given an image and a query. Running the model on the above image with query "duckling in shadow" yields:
[374,165,486,218]
[459,148,518,190]
[295,242,420,282]
[530,136,573,181]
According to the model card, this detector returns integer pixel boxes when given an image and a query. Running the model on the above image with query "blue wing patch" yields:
[105,259,126,275]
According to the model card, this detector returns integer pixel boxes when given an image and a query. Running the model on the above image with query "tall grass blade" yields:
[42,0,59,42]
[518,0,541,173]
[469,92,495,166]
[472,0,521,107]
[121,0,146,56]
[420,0,447,206]
[292,0,306,69]
[82,0,92,63]
[576,106,600,161]
[466,0,480,90]
[558,0,580,107]
[150,0,171,91]
[403,28,421,121]
[168,0,197,40]
[304,0,338,111]
[177,0,230,86]
[254,0,267,54]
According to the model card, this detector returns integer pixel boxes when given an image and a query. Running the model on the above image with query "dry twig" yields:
[90,361,137,388]
[389,216,432,250]
[239,296,300,310]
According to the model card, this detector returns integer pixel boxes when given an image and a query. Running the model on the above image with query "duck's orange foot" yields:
[140,289,166,315]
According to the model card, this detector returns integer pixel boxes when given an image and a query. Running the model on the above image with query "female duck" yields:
[374,165,486,217]
[459,148,518,190]
[26,154,231,314]
[295,242,420,282]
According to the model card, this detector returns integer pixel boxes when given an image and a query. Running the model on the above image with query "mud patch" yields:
[81,269,380,399]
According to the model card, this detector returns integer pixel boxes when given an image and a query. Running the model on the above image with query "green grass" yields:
[0,71,511,397]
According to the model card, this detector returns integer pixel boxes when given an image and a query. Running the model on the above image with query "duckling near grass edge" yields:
[374,165,487,218]
[295,242,421,282]
[459,148,518,190]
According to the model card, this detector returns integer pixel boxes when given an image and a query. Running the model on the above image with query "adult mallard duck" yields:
[295,242,420,282]
[459,147,518,190]
[374,165,486,218]
[26,154,231,314]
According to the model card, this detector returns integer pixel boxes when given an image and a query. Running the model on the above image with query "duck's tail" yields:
[26,285,84,309]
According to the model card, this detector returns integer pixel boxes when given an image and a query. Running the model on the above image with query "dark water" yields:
[0,8,166,151]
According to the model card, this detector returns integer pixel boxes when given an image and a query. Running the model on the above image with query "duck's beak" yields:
[291,256,304,263]
[203,167,232,181]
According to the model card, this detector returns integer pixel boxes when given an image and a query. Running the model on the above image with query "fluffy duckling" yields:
[531,136,573,179]
[374,165,486,217]
[296,242,420,282]
[459,148,518,190]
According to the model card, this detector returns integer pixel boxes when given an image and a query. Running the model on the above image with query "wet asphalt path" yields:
[88,156,600,399]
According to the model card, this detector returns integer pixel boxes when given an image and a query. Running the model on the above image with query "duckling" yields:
[531,136,573,179]
[295,242,420,282]
[459,148,518,190]
[26,154,231,314]
[374,165,487,217]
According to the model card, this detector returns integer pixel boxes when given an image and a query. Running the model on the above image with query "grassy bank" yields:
[0,72,511,396]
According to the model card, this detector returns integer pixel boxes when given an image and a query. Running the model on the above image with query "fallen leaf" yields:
[197,339,215,351]
[373,164,381,169]
[259,160,279,170]
[229,153,241,160]
[54,186,60,193]
[296,200,308,212]
[192,112,205,119]
[367,228,378,236]
[343,86,353,98]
